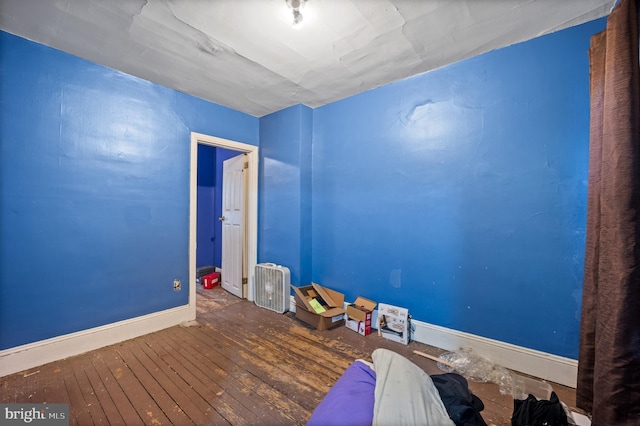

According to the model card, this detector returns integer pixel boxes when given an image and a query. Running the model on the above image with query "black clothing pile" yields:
[431,373,488,426]
[511,391,568,426]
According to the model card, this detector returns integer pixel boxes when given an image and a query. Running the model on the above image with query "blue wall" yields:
[197,144,216,268]
[259,105,313,286]
[0,31,258,350]
[311,18,606,359]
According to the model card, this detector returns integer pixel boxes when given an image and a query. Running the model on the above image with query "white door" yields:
[220,154,246,298]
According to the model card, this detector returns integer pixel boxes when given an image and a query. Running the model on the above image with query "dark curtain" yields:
[576,0,640,424]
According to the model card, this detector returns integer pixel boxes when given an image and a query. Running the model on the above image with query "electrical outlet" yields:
[173,279,181,291]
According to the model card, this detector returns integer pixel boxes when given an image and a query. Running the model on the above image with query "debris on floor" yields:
[435,349,512,395]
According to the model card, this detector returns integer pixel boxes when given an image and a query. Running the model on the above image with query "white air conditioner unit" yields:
[255,263,291,314]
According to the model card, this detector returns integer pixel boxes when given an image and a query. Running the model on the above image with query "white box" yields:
[377,303,410,345]
[345,318,369,336]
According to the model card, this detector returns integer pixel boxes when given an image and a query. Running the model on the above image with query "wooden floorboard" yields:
[0,284,578,425]
[100,345,172,425]
[90,352,144,425]
[153,331,273,425]
[113,342,192,425]
[175,326,309,423]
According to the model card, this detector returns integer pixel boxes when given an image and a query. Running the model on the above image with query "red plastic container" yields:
[202,272,220,289]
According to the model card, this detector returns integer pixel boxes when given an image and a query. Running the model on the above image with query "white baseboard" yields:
[289,296,578,387]
[411,319,578,388]
[0,306,193,377]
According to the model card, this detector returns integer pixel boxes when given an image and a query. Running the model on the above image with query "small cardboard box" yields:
[378,303,410,345]
[292,283,345,330]
[346,296,377,336]
[345,318,369,336]
[202,272,220,289]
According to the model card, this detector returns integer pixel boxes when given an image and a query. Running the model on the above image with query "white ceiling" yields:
[0,0,615,117]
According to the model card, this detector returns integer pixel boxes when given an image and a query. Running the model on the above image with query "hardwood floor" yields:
[1,285,577,425]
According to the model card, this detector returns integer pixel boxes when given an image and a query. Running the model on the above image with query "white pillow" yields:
[372,348,454,426]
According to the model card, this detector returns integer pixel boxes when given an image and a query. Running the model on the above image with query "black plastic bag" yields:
[512,391,568,426]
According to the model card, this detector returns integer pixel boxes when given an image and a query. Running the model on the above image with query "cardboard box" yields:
[377,303,410,345]
[292,283,345,330]
[346,296,376,336]
[202,272,220,289]
[345,318,369,336]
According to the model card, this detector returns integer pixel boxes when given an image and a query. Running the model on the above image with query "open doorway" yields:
[195,145,240,277]
[188,132,258,320]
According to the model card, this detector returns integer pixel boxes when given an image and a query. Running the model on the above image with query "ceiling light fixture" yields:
[285,0,308,29]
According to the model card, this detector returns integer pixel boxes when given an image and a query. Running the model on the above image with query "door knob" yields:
[218,216,226,222]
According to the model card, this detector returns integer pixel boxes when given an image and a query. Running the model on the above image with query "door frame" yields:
[189,132,258,317]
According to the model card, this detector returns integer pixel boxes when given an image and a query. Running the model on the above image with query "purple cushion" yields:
[307,361,376,426]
